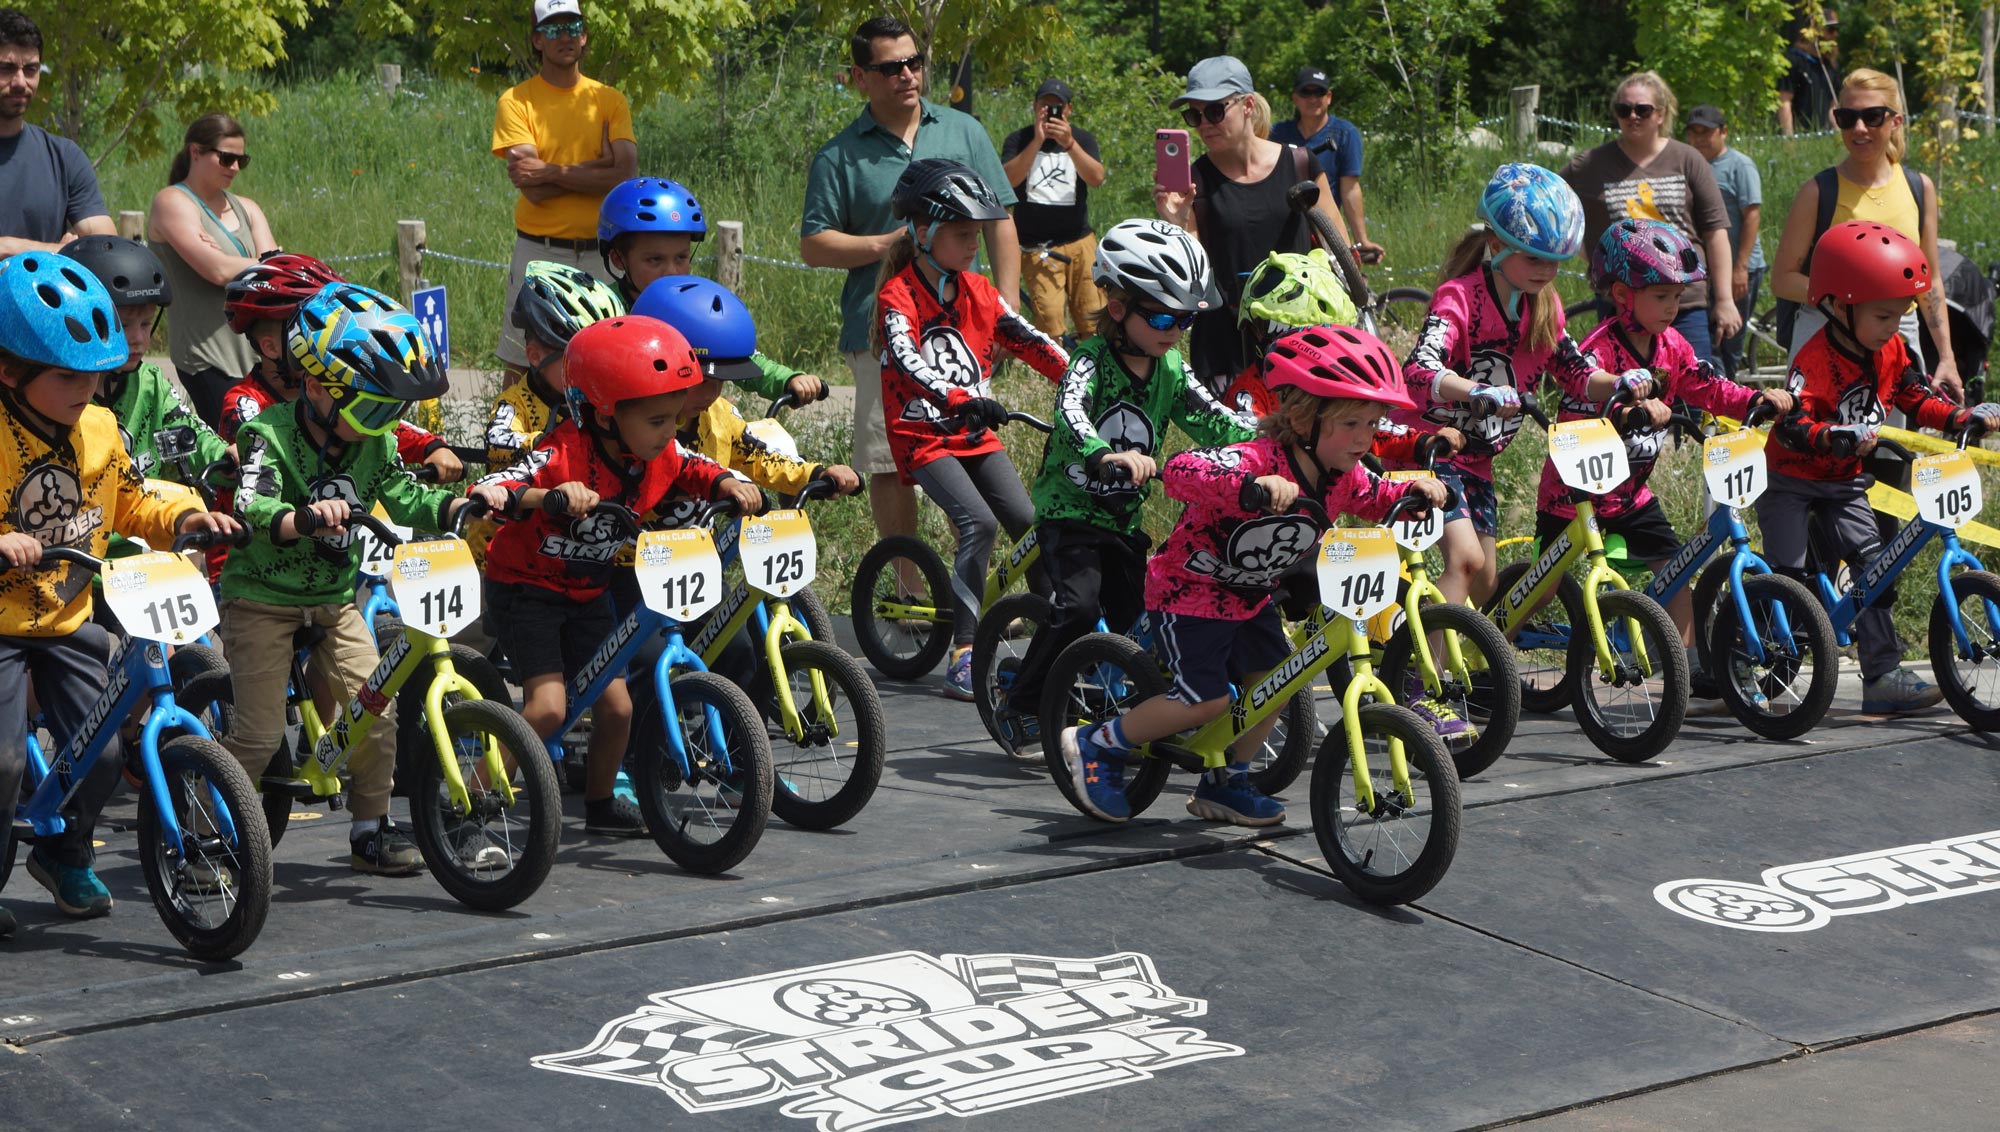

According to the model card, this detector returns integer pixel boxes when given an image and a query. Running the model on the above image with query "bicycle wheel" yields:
[764,640,885,830]
[850,535,955,681]
[1928,569,2000,730]
[397,643,513,797]
[1687,559,1735,699]
[1245,689,1315,796]
[1707,573,1839,740]
[1379,601,1521,779]
[1570,589,1688,762]
[971,592,1052,757]
[1300,203,1370,310]
[406,697,560,911]
[1488,562,1582,713]
[1364,286,1434,356]
[1310,702,1460,906]
[792,588,838,646]
[633,671,773,874]
[1038,633,1173,819]
[171,664,299,852]
[137,734,272,960]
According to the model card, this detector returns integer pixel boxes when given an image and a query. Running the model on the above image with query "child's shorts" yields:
[487,580,617,682]
[1439,468,1499,537]
[1534,498,1682,565]
[1151,605,1290,705]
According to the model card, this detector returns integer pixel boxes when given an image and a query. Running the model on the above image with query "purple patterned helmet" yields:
[1591,218,1705,291]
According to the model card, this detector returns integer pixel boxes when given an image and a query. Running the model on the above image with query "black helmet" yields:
[58,235,172,307]
[890,159,1009,225]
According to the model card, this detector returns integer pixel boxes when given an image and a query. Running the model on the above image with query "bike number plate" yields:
[1550,418,1631,493]
[102,551,220,644]
[1702,427,1767,508]
[389,538,481,638]
[739,509,817,597]
[1386,470,1444,552]
[1316,526,1399,620]
[743,418,801,460]
[355,503,413,578]
[634,528,724,621]
[1913,451,1982,529]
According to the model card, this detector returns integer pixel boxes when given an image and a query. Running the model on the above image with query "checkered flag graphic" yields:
[959,952,1154,1000]
[535,1011,767,1080]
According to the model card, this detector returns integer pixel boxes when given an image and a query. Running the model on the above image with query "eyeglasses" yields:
[860,53,925,77]
[538,19,585,39]
[1834,105,1895,129]
[1180,97,1242,128]
[205,147,251,170]
[1134,306,1197,331]
[336,391,407,437]
[1613,102,1657,120]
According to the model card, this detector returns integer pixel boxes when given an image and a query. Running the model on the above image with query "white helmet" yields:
[1092,219,1223,313]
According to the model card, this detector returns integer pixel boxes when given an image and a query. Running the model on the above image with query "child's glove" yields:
[1970,403,2000,435]
[959,398,1010,431]
[1613,369,1655,400]
[1467,384,1519,417]
[1817,422,1879,458]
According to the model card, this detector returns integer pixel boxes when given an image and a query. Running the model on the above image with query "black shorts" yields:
[1151,606,1290,705]
[1534,498,1683,566]
[487,580,618,682]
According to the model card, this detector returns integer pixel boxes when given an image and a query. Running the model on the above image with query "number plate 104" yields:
[1316,526,1400,620]
[1914,451,1982,529]
[390,538,482,638]
[634,528,724,621]
[740,509,817,597]
[102,551,220,644]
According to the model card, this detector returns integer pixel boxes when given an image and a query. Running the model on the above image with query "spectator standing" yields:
[147,113,277,426]
[1000,78,1106,346]
[491,0,637,385]
[1778,6,1843,138]
[1269,65,1382,263]
[1560,69,1739,365]
[0,10,111,256]
[799,16,1021,565]
[1685,105,1765,380]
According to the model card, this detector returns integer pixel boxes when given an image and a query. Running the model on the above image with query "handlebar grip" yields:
[170,527,252,553]
[1239,478,1270,512]
[1384,493,1435,526]
[24,546,102,573]
[1414,432,1454,468]
[1007,411,1054,434]
[1743,400,1779,429]
[450,497,491,537]
[541,489,572,518]
[1094,460,1133,484]
[411,464,442,484]
[448,445,488,465]
[1522,403,1551,429]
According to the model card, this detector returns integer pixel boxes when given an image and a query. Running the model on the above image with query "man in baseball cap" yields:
[1683,104,1766,379]
[1270,63,1382,262]
[1002,76,1106,344]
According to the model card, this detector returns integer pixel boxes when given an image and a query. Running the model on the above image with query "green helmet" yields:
[1238,248,1358,334]
[512,260,627,349]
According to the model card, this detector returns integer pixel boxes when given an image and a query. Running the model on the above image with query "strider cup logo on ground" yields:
[1656,827,2000,932]
[534,950,1242,1130]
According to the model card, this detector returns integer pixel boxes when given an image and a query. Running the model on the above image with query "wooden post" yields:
[378,63,402,98]
[117,210,144,241]
[716,220,744,292]
[1982,6,1996,125]
[1510,85,1540,147]
[396,219,426,302]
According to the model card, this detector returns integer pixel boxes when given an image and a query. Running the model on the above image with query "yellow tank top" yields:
[1832,165,1921,240]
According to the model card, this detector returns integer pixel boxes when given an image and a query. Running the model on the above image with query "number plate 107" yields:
[1550,418,1631,494]
[1316,526,1400,620]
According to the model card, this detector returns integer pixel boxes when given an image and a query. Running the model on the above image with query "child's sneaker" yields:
[999,708,1043,759]
[1059,725,1129,822]
[613,768,639,807]
[1402,673,1475,746]
[27,848,113,918]
[584,795,649,837]
[350,820,425,876]
[1186,766,1286,827]
[451,822,511,870]
[1861,667,1945,715]
[942,647,976,701]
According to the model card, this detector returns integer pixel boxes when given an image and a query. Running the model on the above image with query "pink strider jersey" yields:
[1146,436,1411,620]
[1387,266,1596,483]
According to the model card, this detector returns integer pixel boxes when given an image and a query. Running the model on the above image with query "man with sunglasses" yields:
[801,16,1021,567]
[1778,6,1842,138]
[491,0,637,389]
[0,10,112,257]
[1269,66,1382,265]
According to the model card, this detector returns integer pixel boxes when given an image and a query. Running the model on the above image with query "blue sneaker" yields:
[27,848,113,919]
[943,647,976,701]
[614,769,639,807]
[1186,766,1286,827]
[1059,726,1129,822]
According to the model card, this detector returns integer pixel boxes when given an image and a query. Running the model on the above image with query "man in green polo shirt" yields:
[800,15,1021,575]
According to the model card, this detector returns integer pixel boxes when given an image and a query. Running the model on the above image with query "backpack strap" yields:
[1800,166,1841,273]
[1292,143,1314,184]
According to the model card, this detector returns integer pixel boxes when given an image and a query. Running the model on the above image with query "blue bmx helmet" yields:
[598,178,707,246]
[631,275,760,383]
[1476,163,1586,260]
[0,251,128,371]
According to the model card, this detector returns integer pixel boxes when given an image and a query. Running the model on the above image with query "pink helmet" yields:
[1591,218,1705,291]
[1262,324,1415,411]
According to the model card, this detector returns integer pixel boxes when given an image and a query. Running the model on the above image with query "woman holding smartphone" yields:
[1154,55,1349,389]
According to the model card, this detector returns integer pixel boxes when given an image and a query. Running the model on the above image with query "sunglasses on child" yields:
[537,19,585,38]
[1180,97,1243,128]
[1613,102,1656,120]
[860,53,925,77]
[1834,106,1895,129]
[204,146,250,170]
[1133,305,1197,331]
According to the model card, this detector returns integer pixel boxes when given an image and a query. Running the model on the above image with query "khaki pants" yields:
[1021,232,1101,339]
[846,349,896,476]
[220,599,398,823]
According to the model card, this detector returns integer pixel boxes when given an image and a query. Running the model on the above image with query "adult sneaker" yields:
[584,795,649,837]
[942,647,976,701]
[451,822,511,870]
[1402,673,1475,747]
[27,848,113,918]
[1862,667,1945,715]
[1059,726,1129,822]
[1186,768,1286,827]
[351,821,425,876]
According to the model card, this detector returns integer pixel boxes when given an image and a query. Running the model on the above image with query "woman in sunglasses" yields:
[147,112,277,428]
[1153,55,1352,391]
[1769,68,1960,399]
[1556,70,1740,366]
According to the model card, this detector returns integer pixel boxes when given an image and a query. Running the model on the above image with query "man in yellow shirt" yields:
[490,0,637,386]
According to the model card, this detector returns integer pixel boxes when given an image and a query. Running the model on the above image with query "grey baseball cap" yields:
[1171,56,1254,106]
[1686,104,1726,129]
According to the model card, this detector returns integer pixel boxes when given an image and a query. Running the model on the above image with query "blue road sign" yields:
[413,285,449,361]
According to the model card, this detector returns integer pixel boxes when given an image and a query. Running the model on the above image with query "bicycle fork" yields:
[1334,618,1415,813]
[758,601,836,742]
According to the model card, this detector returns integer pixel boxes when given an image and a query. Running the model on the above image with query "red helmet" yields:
[224,253,345,334]
[565,315,704,416]
[1262,324,1415,411]
[1809,221,1932,306]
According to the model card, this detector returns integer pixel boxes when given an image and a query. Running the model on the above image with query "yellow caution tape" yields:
[1866,481,2000,550]
[1878,425,2000,466]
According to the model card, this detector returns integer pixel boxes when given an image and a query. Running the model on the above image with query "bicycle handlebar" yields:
[1521,402,1551,429]
[1237,478,1331,526]
[1008,411,1053,434]
[1743,400,1780,430]
[170,527,252,554]
[27,546,103,573]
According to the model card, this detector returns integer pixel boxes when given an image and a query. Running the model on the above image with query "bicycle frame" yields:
[1641,495,1790,665]
[1488,498,1659,682]
[358,572,397,646]
[554,600,733,785]
[690,515,833,744]
[1814,513,1990,655]
[875,526,1041,623]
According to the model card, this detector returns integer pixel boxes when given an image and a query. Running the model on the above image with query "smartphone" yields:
[1155,128,1193,194]
[1047,103,1065,121]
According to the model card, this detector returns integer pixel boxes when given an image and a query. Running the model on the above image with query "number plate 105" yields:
[1316,526,1400,620]
[1914,451,1982,529]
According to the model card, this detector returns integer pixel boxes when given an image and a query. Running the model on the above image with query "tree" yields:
[33,0,319,164]
[1630,0,1794,123]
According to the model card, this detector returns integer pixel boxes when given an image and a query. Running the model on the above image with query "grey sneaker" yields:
[451,822,511,870]
[351,821,425,876]
[1861,667,1945,715]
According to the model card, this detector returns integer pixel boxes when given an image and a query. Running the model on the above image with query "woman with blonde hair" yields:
[1770,68,1961,398]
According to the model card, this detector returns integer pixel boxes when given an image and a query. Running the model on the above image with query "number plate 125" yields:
[740,509,817,597]
[1316,526,1400,620]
